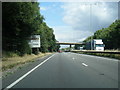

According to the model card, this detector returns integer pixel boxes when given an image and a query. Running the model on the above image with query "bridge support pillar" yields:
[70,44,71,51]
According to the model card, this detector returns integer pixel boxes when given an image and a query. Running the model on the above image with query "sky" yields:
[39,2,118,48]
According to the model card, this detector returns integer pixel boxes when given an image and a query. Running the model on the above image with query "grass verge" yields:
[73,52,120,60]
[2,52,53,77]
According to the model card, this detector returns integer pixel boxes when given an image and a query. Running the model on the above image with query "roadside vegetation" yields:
[2,2,60,56]
[75,20,120,50]
[2,52,52,77]
[2,2,60,76]
[83,20,120,50]
[74,19,120,59]
[2,53,51,71]
[72,50,120,60]
[79,52,120,60]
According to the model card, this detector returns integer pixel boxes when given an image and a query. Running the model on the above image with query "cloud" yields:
[61,2,118,32]
[40,2,118,49]
[52,26,93,48]
[40,7,47,11]
[53,26,92,43]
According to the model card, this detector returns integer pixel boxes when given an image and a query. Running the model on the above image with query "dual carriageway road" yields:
[2,52,119,88]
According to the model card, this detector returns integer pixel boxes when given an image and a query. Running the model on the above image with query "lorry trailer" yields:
[85,39,105,51]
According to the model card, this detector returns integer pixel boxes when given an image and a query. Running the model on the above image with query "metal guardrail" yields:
[71,50,120,54]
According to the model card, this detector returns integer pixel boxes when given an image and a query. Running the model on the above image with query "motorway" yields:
[2,52,119,88]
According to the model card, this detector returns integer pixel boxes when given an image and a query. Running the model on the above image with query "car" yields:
[58,50,62,53]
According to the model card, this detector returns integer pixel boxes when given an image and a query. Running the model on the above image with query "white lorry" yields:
[86,39,105,51]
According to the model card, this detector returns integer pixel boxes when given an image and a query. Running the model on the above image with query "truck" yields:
[77,47,84,50]
[85,39,105,51]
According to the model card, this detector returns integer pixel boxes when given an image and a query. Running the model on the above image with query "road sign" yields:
[28,35,40,48]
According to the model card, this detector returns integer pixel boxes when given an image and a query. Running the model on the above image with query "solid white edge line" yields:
[5,54,56,89]
[82,63,88,67]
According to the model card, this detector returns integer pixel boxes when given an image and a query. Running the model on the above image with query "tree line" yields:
[2,2,60,56]
[83,20,120,50]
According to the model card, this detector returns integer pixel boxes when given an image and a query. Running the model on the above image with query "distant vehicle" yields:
[58,50,62,53]
[76,47,83,50]
[64,50,71,52]
[80,47,83,50]
[85,39,105,51]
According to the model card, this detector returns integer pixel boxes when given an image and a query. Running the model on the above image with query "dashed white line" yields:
[82,63,88,67]
[5,54,56,89]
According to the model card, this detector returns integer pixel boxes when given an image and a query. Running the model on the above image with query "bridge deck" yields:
[56,42,85,45]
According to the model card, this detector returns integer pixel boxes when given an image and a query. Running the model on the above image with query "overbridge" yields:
[56,42,85,51]
[56,42,85,45]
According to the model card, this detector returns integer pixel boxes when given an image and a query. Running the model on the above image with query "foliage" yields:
[73,52,120,60]
[2,2,60,56]
[83,20,120,49]
[2,51,19,58]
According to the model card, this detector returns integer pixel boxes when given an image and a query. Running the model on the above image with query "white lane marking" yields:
[72,57,75,60]
[82,63,88,67]
[5,54,56,89]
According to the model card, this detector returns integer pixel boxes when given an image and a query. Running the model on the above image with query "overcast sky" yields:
[40,2,118,48]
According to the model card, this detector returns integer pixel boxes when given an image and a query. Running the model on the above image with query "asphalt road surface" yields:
[3,52,119,88]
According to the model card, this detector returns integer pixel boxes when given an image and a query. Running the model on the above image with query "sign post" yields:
[28,35,41,54]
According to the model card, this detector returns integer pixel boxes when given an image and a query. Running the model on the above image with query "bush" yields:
[2,51,19,57]
[78,52,120,60]
[18,40,32,56]
[32,48,39,55]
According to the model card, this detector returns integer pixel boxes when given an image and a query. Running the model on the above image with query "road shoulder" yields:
[2,53,54,88]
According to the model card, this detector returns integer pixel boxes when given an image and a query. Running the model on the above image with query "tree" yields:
[84,20,120,50]
[3,2,60,56]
